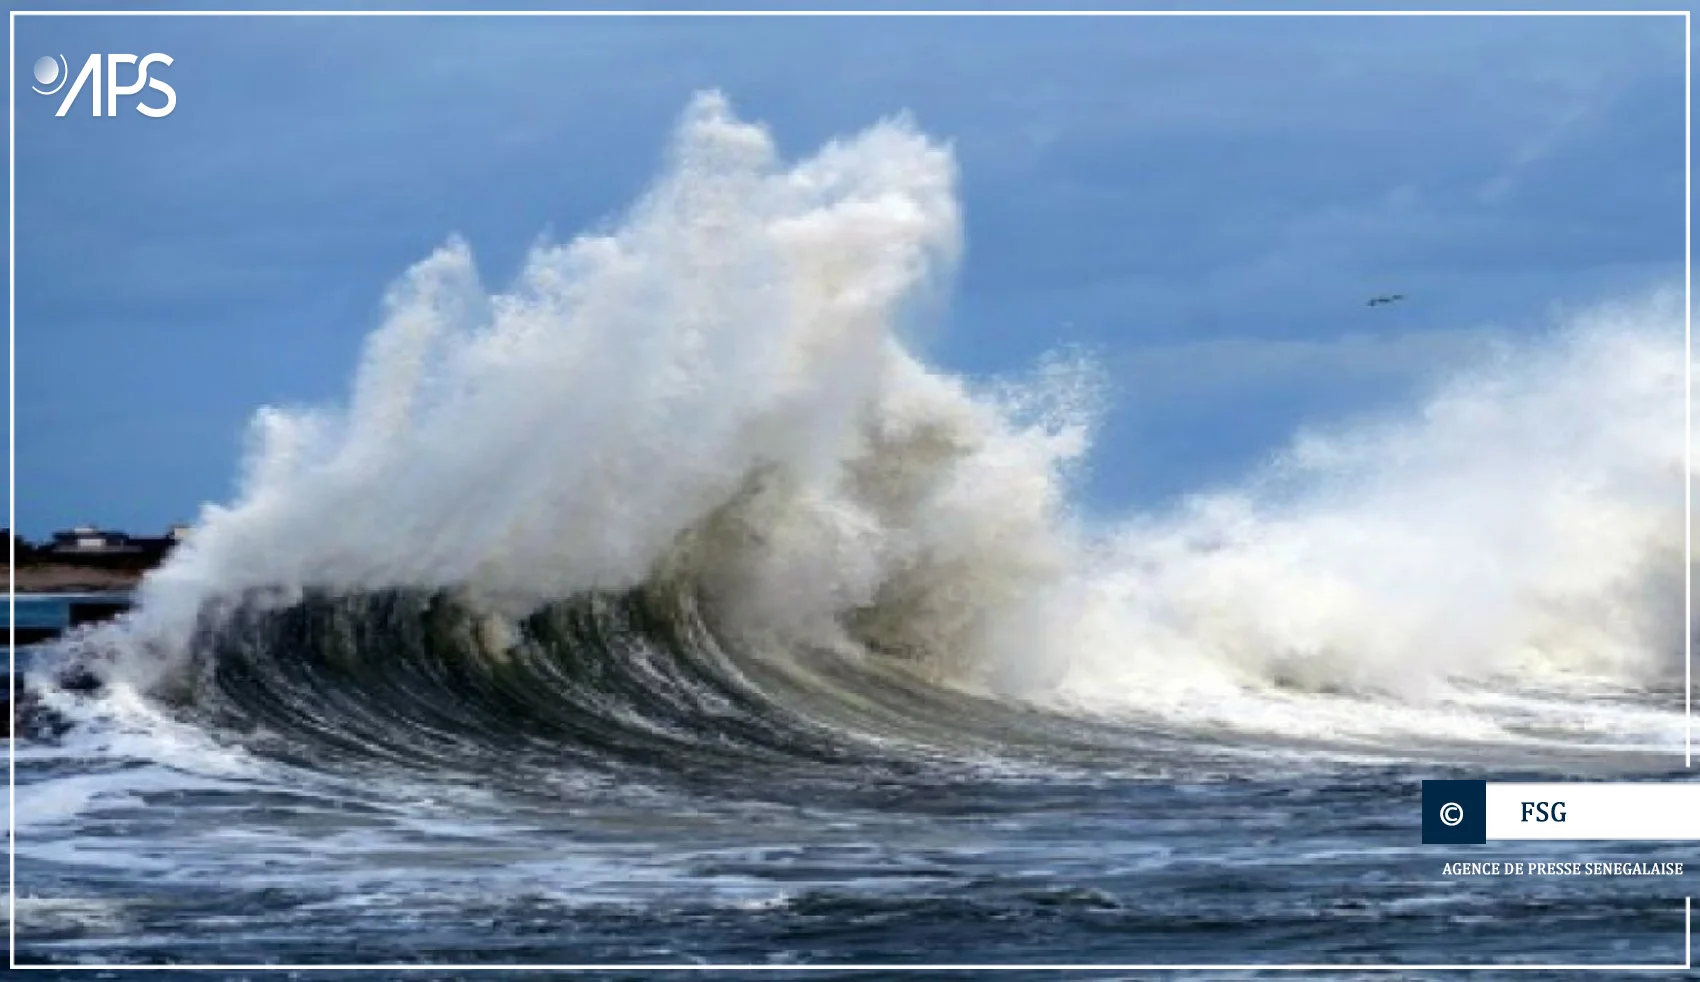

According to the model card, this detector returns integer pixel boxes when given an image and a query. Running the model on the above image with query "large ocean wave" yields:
[40,92,1688,772]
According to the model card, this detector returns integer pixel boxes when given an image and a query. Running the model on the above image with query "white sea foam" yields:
[1055,300,1687,715]
[104,92,1685,748]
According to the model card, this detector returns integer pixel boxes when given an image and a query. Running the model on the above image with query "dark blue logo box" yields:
[1422,779,1486,844]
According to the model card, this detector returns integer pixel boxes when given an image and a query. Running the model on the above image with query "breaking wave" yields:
[45,92,1688,772]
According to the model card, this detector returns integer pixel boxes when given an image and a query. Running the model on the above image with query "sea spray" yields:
[115,91,1092,703]
[80,93,1686,751]
[1055,296,1686,717]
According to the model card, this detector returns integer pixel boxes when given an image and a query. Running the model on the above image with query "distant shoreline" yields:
[7,524,187,595]
[10,564,145,594]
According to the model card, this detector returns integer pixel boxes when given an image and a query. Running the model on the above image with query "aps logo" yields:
[31,53,175,117]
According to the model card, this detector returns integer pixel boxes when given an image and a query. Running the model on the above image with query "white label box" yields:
[1485,783,1700,840]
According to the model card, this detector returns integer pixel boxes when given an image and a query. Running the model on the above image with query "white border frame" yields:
[5,6,1693,974]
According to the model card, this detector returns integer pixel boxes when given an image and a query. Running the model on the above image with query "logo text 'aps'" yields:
[33,54,175,118]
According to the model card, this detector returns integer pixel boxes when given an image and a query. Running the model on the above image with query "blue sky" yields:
[8,6,1686,538]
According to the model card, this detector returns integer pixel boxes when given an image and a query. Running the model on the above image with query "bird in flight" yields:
[1366,293,1406,307]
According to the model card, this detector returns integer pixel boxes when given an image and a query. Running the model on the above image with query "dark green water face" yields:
[11,593,1695,975]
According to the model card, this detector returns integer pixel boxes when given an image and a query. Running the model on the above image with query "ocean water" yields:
[10,95,1693,977]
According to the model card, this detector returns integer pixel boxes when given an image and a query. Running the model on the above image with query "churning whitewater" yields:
[36,92,1687,770]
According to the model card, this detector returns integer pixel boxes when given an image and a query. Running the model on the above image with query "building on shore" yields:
[49,526,141,555]
[5,524,191,567]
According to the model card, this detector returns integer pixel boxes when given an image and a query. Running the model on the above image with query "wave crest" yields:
[67,93,1685,756]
